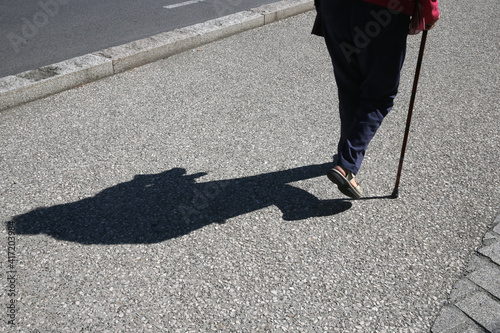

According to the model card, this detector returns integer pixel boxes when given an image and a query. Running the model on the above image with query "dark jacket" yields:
[312,0,439,36]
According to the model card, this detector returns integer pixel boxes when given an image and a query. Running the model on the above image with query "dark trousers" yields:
[317,0,410,174]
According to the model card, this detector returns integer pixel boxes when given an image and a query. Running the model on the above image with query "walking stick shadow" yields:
[11,163,352,244]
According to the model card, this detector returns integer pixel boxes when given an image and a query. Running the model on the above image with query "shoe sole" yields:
[327,169,362,200]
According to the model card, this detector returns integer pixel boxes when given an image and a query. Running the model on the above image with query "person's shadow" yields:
[10,162,352,244]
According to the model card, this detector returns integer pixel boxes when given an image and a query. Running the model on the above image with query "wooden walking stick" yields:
[391,30,428,199]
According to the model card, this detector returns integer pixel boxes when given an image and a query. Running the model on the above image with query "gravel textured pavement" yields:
[1,0,499,331]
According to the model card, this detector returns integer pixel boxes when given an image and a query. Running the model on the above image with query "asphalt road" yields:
[0,0,277,77]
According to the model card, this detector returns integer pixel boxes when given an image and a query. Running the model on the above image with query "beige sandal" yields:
[327,168,363,199]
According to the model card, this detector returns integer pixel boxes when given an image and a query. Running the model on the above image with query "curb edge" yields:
[0,0,314,112]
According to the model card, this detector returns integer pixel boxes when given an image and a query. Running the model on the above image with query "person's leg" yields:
[337,3,411,175]
[318,0,410,176]
[340,6,411,174]
[317,0,363,166]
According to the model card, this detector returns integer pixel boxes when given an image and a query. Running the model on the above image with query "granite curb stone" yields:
[0,54,113,112]
[0,0,314,112]
[432,212,500,333]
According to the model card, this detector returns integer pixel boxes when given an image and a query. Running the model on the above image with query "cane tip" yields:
[391,188,399,199]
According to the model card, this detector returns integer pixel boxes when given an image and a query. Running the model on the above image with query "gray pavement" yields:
[0,0,280,77]
[1,0,499,331]
[0,0,314,112]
